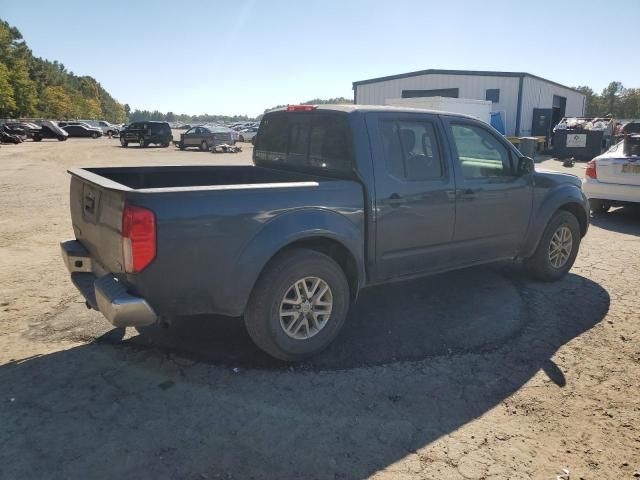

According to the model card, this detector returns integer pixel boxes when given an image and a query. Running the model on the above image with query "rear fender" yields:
[224,208,365,315]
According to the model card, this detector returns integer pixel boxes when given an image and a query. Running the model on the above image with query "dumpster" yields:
[552,117,613,160]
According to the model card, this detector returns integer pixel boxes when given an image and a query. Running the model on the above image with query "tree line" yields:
[0,18,127,123]
[263,97,353,114]
[126,109,253,124]
[575,82,640,119]
[126,97,355,123]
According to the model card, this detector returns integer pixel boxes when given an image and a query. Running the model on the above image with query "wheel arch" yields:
[521,186,588,258]
[224,209,366,316]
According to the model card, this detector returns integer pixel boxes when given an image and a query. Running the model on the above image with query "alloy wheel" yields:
[279,276,333,340]
[548,226,573,268]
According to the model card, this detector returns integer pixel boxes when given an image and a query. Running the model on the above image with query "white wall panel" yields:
[355,74,520,134]
[519,77,586,136]
[354,73,586,137]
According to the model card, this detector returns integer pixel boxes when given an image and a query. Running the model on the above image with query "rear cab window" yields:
[254,111,354,176]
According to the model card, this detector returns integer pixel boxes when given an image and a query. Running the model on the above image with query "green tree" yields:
[8,58,37,116]
[41,85,73,118]
[0,61,17,116]
[601,81,624,116]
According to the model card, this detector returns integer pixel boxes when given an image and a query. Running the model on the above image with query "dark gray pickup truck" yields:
[61,105,589,360]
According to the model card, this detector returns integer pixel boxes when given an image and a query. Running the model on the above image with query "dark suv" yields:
[120,121,172,148]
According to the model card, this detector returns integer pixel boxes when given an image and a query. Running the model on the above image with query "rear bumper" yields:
[61,240,157,327]
[582,178,640,204]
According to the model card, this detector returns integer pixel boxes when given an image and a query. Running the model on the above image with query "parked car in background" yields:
[177,125,234,151]
[583,134,640,213]
[238,126,258,142]
[80,120,120,136]
[60,105,589,361]
[59,121,95,130]
[0,124,24,143]
[61,124,103,138]
[120,121,172,148]
[36,121,68,141]
[8,122,42,140]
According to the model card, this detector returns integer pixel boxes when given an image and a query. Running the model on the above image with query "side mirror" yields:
[518,156,535,175]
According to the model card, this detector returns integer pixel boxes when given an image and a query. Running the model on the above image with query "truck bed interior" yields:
[84,166,319,190]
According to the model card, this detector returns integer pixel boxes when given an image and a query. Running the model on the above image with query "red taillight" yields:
[122,204,156,273]
[585,160,597,179]
[286,105,316,112]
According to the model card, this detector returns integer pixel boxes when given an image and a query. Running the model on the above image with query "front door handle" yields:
[460,188,476,199]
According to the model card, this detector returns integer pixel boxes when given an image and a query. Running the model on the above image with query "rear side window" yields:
[381,120,444,181]
[255,112,353,173]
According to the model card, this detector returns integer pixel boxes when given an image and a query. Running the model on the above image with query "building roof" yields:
[352,69,583,94]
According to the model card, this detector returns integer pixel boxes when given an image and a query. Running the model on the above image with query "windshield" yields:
[254,111,354,175]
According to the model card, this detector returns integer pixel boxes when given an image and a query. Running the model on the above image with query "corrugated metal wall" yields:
[354,73,586,136]
[519,77,585,136]
[355,74,521,134]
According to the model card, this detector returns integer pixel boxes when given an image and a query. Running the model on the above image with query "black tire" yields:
[244,248,350,361]
[162,141,170,148]
[120,136,128,147]
[589,199,610,215]
[526,210,581,282]
[138,136,146,148]
[33,135,42,142]
[179,143,186,150]
[91,132,99,139]
[200,140,209,152]
[239,135,245,142]
[58,137,66,141]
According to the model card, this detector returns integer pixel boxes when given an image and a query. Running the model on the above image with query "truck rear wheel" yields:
[526,210,581,282]
[244,248,350,361]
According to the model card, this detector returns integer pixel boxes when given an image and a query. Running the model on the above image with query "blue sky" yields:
[2,0,638,117]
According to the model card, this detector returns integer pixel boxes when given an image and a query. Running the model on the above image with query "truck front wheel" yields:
[526,210,581,282]
[244,248,350,361]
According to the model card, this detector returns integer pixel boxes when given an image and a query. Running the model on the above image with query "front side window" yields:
[255,112,353,173]
[381,120,443,181]
[450,124,512,178]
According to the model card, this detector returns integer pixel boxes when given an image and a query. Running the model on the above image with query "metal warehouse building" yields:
[353,69,586,137]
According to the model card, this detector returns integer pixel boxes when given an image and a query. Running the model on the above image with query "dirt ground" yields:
[0,137,639,480]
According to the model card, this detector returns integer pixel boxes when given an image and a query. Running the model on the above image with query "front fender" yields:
[223,208,366,316]
[521,184,588,258]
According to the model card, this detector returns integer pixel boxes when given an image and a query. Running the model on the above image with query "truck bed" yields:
[67,165,365,317]
[73,165,324,191]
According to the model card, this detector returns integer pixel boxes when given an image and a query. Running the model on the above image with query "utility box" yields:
[384,96,492,125]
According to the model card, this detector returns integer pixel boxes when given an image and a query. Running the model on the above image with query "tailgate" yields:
[69,175,126,273]
[595,157,640,186]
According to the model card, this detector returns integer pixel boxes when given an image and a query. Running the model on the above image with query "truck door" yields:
[443,118,532,262]
[367,112,456,280]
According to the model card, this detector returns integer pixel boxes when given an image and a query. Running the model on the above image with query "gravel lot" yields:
[0,138,639,479]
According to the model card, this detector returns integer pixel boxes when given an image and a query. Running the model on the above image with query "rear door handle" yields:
[388,193,403,205]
